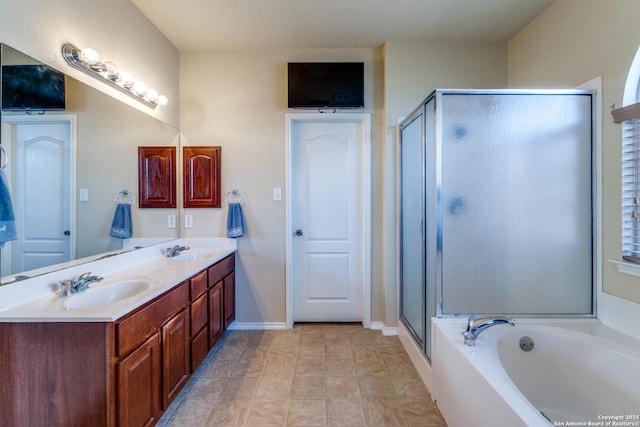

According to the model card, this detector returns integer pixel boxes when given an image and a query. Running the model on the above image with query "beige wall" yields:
[180,43,507,325]
[382,41,507,325]
[179,48,384,324]
[508,0,640,308]
[0,0,179,127]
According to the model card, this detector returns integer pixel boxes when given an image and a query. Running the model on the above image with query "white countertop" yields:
[0,238,236,322]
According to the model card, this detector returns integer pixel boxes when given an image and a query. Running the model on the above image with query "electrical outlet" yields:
[167,215,176,229]
[185,215,193,228]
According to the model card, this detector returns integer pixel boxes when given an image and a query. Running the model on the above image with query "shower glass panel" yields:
[439,92,593,315]
[400,110,425,348]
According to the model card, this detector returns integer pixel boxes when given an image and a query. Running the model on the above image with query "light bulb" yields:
[103,61,118,79]
[79,48,100,65]
[145,88,159,102]
[132,80,147,96]
[118,71,134,89]
[157,95,168,106]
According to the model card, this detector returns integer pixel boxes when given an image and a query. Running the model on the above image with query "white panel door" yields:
[292,120,363,322]
[11,120,71,273]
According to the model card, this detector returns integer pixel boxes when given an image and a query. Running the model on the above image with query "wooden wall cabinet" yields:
[138,146,177,208]
[0,252,236,427]
[183,146,221,208]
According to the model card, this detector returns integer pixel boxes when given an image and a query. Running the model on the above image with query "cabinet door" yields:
[183,146,221,208]
[138,146,176,208]
[208,281,224,348]
[161,309,190,408]
[117,333,161,427]
[223,272,235,329]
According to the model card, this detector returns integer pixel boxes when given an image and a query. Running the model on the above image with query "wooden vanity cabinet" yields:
[208,253,235,347]
[189,270,209,371]
[0,252,236,427]
[209,254,236,330]
[115,280,190,423]
[117,333,162,427]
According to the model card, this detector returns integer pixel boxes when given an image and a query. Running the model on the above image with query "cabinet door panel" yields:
[117,333,161,427]
[209,281,224,348]
[223,272,235,329]
[183,146,221,208]
[191,327,209,372]
[162,309,190,408]
[138,146,176,208]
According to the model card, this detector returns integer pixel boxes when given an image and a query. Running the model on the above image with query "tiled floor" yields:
[158,324,447,427]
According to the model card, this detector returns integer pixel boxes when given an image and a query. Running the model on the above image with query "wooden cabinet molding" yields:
[138,146,177,208]
[183,146,221,208]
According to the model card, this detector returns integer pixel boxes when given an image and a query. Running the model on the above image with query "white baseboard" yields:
[227,322,288,330]
[228,321,397,334]
[370,321,398,336]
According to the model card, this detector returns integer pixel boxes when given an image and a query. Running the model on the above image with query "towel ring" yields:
[225,189,245,204]
[115,190,135,205]
[0,146,7,169]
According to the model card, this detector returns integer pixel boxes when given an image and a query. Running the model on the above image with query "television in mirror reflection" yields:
[0,43,179,284]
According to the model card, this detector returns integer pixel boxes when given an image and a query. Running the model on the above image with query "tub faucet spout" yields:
[463,315,516,347]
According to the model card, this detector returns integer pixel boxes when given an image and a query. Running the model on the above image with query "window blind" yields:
[614,102,640,262]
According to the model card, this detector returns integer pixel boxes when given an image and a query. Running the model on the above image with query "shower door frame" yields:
[432,89,599,319]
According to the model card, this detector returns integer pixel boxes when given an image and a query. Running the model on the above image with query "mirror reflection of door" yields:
[1,115,74,275]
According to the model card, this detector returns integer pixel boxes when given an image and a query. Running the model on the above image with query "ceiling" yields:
[131,0,555,52]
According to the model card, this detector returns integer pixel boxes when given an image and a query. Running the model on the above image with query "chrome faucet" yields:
[462,315,516,347]
[163,245,190,258]
[58,272,104,296]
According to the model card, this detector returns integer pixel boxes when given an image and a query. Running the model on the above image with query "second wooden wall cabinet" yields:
[183,146,221,208]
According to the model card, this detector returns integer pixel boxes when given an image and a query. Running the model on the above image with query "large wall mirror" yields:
[0,43,179,284]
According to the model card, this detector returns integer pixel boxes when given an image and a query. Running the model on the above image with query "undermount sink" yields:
[169,249,217,263]
[63,279,153,309]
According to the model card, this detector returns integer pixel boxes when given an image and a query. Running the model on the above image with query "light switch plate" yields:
[79,188,89,202]
[168,215,176,229]
[185,215,193,228]
[273,187,282,201]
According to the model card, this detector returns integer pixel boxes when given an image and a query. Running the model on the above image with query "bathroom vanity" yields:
[0,239,235,427]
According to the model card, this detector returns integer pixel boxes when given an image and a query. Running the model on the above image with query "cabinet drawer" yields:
[208,253,234,285]
[191,292,207,336]
[191,327,209,373]
[116,283,189,357]
[190,270,207,300]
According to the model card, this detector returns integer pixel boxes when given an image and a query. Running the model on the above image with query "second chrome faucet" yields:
[462,314,516,347]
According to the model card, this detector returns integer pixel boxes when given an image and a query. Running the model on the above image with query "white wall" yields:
[508,0,640,338]
[0,0,179,127]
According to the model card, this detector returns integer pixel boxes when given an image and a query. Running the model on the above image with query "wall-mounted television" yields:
[2,64,66,111]
[288,62,364,109]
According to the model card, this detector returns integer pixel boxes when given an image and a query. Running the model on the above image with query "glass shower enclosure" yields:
[399,89,594,361]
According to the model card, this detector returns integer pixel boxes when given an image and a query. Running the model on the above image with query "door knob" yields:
[64,230,71,236]
[295,229,303,236]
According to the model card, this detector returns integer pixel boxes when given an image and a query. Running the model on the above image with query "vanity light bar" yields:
[61,43,168,109]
